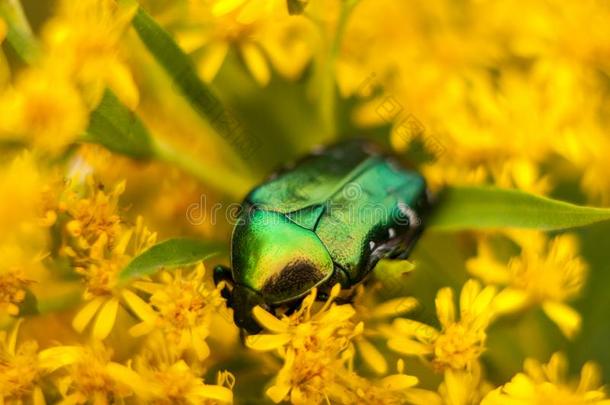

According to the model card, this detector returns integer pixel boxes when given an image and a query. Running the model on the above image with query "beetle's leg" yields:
[316,291,329,301]
[316,264,351,301]
[231,284,264,334]
[283,300,302,316]
[213,265,233,300]
[317,289,356,305]
[333,288,358,305]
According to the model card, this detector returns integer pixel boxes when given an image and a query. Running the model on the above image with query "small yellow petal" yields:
[380,374,419,390]
[236,0,266,23]
[122,290,157,322]
[252,306,288,333]
[192,384,234,403]
[72,297,104,333]
[113,228,133,255]
[240,43,270,86]
[470,285,497,319]
[317,304,356,324]
[267,383,292,404]
[444,369,474,405]
[542,301,581,338]
[392,318,439,341]
[388,337,432,356]
[33,385,46,405]
[492,288,529,315]
[38,346,84,371]
[578,362,601,392]
[246,333,292,351]
[198,42,230,83]
[191,332,211,360]
[356,338,388,374]
[435,287,455,328]
[92,297,120,340]
[106,362,157,399]
[371,297,418,319]
[7,318,24,355]
[128,322,155,337]
[460,279,481,315]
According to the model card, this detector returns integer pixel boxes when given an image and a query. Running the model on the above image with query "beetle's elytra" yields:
[214,140,431,333]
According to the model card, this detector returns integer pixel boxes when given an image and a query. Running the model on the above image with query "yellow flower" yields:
[386,279,496,372]
[0,68,87,154]
[0,241,47,320]
[0,321,46,405]
[245,285,361,403]
[482,352,610,405]
[70,217,156,340]
[436,364,493,405]
[393,365,494,405]
[133,338,234,404]
[42,0,139,107]
[0,154,57,317]
[38,342,151,404]
[61,179,125,256]
[62,179,157,339]
[173,0,314,85]
[123,263,227,360]
[0,257,33,317]
[246,285,426,404]
[0,153,59,231]
[467,232,587,337]
[349,261,420,375]
[555,126,610,205]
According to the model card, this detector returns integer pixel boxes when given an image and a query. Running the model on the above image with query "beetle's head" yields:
[222,208,335,333]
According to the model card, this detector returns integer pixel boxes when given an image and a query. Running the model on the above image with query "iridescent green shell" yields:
[231,141,429,304]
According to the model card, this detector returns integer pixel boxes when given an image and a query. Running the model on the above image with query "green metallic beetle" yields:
[214,140,430,333]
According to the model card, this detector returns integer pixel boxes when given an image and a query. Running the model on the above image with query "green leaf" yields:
[129,7,235,139]
[429,186,610,231]
[120,238,223,281]
[84,89,155,159]
[17,289,39,316]
[0,0,41,63]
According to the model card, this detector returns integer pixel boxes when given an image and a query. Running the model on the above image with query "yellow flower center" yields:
[0,341,39,399]
[433,322,485,371]
[68,348,130,399]
[510,251,585,303]
[154,370,197,401]
[156,282,210,331]
[0,269,32,315]
[82,261,120,297]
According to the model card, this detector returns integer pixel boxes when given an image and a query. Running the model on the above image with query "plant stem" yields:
[152,137,254,200]
[316,0,360,141]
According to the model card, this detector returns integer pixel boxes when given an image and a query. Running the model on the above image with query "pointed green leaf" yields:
[127,4,262,169]
[120,238,224,281]
[0,0,41,63]
[429,186,610,231]
[129,7,234,137]
[84,89,155,159]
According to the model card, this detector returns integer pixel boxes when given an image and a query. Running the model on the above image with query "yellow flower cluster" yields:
[0,0,137,154]
[246,285,427,404]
